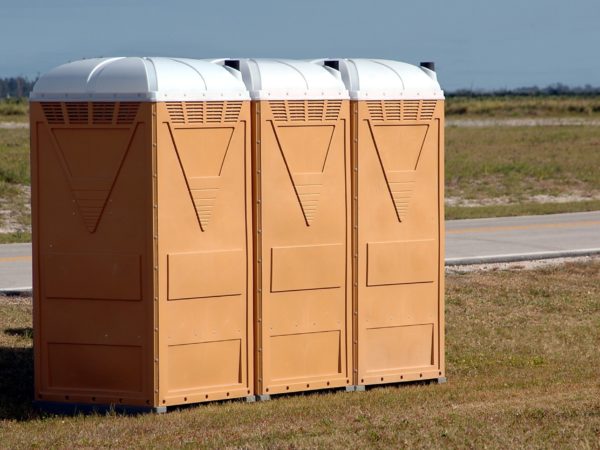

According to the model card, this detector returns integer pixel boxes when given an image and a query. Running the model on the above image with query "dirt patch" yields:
[0,122,28,129]
[446,192,600,207]
[446,255,600,274]
[0,185,30,234]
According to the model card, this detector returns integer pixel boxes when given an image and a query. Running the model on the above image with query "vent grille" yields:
[420,100,437,120]
[116,103,140,124]
[367,100,438,121]
[41,102,139,125]
[41,103,64,124]
[270,100,342,122]
[166,101,242,124]
[66,103,89,124]
[92,102,115,124]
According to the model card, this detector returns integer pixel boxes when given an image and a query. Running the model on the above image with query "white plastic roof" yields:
[30,57,249,101]
[214,59,348,100]
[313,59,444,100]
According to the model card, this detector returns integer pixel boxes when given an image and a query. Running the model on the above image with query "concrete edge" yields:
[445,248,600,266]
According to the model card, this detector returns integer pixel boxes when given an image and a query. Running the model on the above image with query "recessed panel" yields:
[367,240,437,286]
[168,250,244,300]
[47,343,142,392]
[44,253,141,300]
[271,244,344,292]
[167,340,242,391]
[270,331,341,381]
[365,324,434,372]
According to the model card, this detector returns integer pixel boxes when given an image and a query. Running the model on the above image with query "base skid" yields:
[34,400,166,415]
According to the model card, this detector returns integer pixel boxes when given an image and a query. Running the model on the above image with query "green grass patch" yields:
[446,125,600,202]
[446,95,600,118]
[0,98,28,123]
[1,261,599,447]
[0,231,31,244]
[0,128,29,186]
[446,199,600,220]
[0,128,30,235]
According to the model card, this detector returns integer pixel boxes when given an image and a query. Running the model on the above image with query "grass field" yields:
[445,125,600,218]
[0,98,28,123]
[1,97,600,241]
[0,127,30,242]
[1,260,599,447]
[446,95,600,118]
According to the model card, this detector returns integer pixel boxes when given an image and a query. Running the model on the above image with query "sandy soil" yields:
[446,254,600,274]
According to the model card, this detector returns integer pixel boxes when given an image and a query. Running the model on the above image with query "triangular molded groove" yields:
[168,124,235,231]
[368,122,429,222]
[48,124,139,233]
[271,122,335,226]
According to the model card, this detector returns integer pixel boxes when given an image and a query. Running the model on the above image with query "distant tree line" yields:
[1,75,600,99]
[447,83,600,97]
[0,77,37,98]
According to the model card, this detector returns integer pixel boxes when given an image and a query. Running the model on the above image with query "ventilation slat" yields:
[92,102,115,124]
[166,101,241,124]
[270,100,341,122]
[41,102,142,126]
[41,103,65,124]
[66,102,89,125]
[116,103,140,124]
[368,100,438,121]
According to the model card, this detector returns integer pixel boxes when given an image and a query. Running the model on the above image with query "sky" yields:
[2,0,600,91]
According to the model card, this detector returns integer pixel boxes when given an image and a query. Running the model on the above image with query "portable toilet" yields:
[314,59,446,388]
[30,57,254,412]
[216,58,352,398]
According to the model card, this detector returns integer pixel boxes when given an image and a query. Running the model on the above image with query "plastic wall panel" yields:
[253,100,352,395]
[353,100,445,386]
[31,101,155,407]
[156,101,253,405]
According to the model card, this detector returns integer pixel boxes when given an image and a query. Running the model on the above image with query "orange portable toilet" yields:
[30,57,254,412]
[224,59,353,399]
[315,59,446,388]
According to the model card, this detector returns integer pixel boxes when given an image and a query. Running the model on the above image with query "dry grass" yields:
[0,128,30,239]
[446,125,600,218]
[1,260,599,448]
[446,95,600,118]
[0,99,28,123]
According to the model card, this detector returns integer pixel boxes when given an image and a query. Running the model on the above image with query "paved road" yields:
[0,243,33,292]
[446,211,600,264]
[1,211,600,292]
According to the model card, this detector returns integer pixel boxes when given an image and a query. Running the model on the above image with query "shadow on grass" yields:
[4,327,33,338]
[0,346,36,420]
